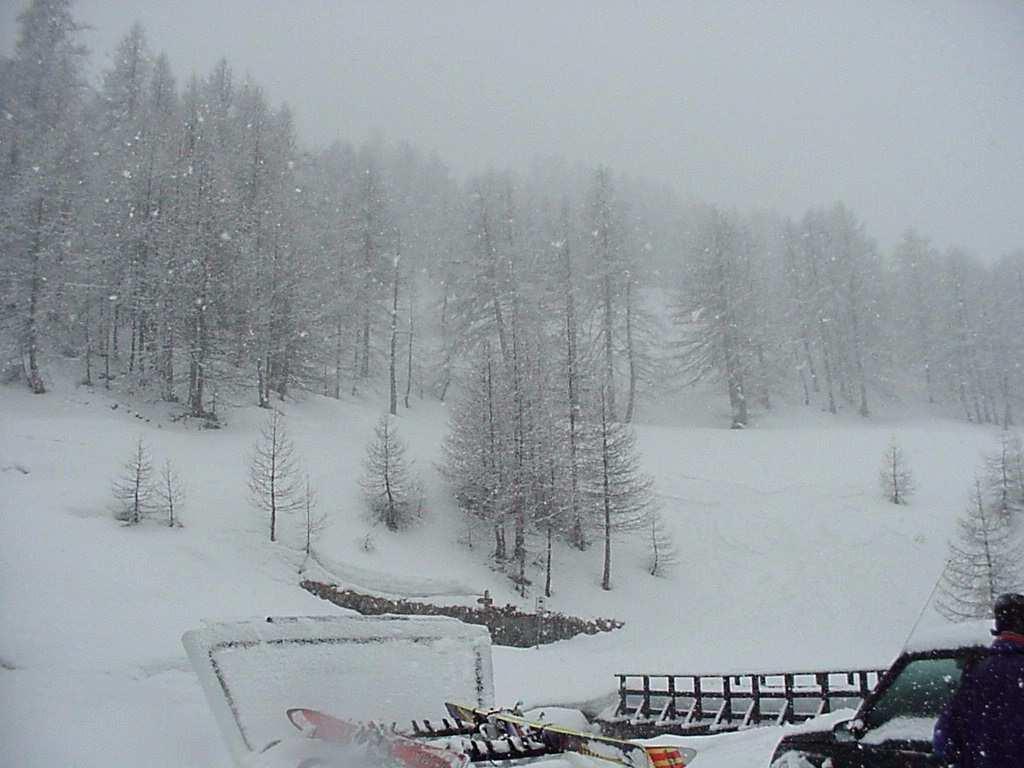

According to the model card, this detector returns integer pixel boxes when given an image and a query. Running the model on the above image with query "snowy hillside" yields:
[0,375,999,767]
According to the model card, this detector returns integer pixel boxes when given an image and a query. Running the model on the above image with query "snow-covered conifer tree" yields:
[361,414,422,531]
[582,386,655,590]
[557,208,586,550]
[91,23,154,383]
[781,206,882,419]
[936,478,1024,621]
[671,207,753,428]
[441,344,511,557]
[156,459,185,527]
[0,0,86,394]
[248,409,305,542]
[879,438,914,505]
[586,167,624,422]
[112,438,155,524]
[892,230,941,403]
[983,431,1024,519]
[351,142,392,392]
[300,475,326,560]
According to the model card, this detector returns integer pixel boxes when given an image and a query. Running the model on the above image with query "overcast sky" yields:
[2,0,1022,257]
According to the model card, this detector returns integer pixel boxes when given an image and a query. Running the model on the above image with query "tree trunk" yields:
[544,524,552,598]
[189,308,206,417]
[389,257,400,416]
[848,272,870,418]
[360,318,370,379]
[723,315,748,428]
[563,226,585,550]
[333,316,343,399]
[404,289,414,409]
[351,327,360,396]
[1002,369,1013,428]
[162,319,174,401]
[129,310,137,373]
[438,285,452,401]
[485,347,505,562]
[601,390,613,591]
[795,346,810,406]
[494,523,506,562]
[802,335,819,394]
[511,319,526,595]
[26,198,46,394]
[269,420,278,542]
[624,279,638,423]
[84,317,93,386]
[818,322,837,414]
[756,344,771,410]
[603,272,616,421]
[103,306,111,390]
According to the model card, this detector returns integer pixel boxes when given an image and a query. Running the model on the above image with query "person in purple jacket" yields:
[933,592,1024,767]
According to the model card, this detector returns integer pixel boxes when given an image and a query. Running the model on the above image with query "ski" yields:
[287,708,470,768]
[444,702,695,768]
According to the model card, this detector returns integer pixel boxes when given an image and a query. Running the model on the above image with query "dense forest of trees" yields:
[4,2,1024,591]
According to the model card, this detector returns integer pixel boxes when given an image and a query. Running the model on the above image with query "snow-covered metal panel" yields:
[183,614,494,766]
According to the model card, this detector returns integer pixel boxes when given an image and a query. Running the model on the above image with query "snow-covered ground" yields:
[0,374,997,767]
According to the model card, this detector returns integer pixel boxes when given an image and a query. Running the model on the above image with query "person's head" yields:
[992,592,1024,636]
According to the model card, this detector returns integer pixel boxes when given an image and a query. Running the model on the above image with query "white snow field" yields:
[0,374,998,767]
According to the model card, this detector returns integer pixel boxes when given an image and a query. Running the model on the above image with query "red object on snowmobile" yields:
[287,708,470,768]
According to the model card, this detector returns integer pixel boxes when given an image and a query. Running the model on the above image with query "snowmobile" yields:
[182,615,696,768]
[281,702,694,768]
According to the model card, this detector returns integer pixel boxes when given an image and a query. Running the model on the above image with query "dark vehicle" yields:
[769,622,991,768]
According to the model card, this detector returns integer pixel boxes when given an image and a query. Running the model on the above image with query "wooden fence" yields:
[599,669,886,738]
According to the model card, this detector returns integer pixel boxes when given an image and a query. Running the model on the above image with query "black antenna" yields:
[900,557,951,651]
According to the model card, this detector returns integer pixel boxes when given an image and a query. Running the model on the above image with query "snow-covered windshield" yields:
[862,656,966,736]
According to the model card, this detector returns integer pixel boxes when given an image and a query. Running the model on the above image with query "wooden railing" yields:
[599,669,886,737]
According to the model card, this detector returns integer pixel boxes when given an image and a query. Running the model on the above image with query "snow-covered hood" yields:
[903,620,991,654]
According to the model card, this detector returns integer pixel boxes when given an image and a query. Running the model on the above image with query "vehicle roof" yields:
[903,620,992,654]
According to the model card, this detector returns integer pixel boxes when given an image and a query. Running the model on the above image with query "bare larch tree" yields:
[112,437,155,524]
[248,408,305,542]
[361,414,423,531]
